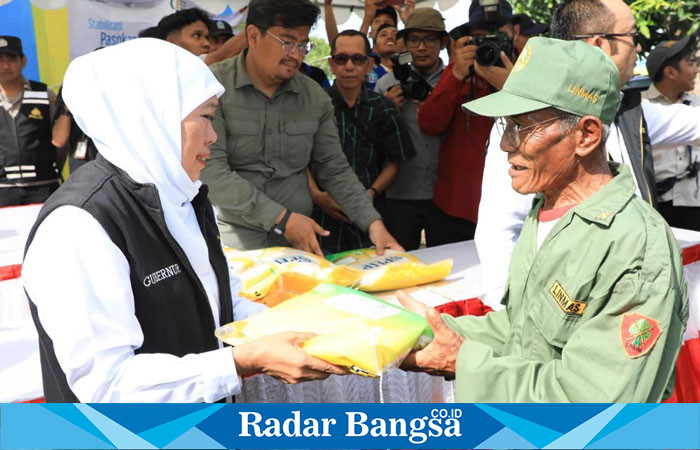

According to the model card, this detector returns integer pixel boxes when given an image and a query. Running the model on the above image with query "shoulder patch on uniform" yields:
[620,313,662,358]
[28,107,43,120]
[549,281,587,316]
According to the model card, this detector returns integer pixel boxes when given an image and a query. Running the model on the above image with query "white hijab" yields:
[62,38,225,283]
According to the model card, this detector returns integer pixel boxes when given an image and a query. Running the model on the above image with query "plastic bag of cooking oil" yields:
[216,283,433,376]
[223,247,362,306]
[326,248,453,292]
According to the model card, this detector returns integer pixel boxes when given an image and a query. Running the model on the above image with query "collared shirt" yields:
[0,78,56,119]
[447,163,688,402]
[202,51,381,250]
[315,85,415,252]
[375,60,444,200]
[643,84,700,206]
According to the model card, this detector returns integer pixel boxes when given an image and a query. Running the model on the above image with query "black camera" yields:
[448,0,514,67]
[471,32,514,67]
[390,52,433,102]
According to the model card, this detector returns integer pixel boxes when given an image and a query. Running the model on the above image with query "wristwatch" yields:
[273,209,292,235]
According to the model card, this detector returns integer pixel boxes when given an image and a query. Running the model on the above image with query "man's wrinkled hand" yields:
[396,291,463,377]
[368,220,404,256]
[313,191,351,223]
[284,212,329,257]
[233,332,346,383]
[474,51,514,90]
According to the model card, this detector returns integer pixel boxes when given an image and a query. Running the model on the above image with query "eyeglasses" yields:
[406,35,441,49]
[571,31,641,47]
[266,31,315,56]
[497,115,563,147]
[331,53,370,65]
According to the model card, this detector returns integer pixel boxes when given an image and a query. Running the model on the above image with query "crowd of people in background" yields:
[2,0,699,254]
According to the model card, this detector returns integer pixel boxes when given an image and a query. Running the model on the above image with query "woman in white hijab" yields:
[22,38,343,403]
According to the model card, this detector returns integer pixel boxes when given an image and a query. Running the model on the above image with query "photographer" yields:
[416,0,520,243]
[374,9,449,250]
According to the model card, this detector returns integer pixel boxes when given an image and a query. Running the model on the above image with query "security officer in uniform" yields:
[0,35,58,207]
[398,38,689,402]
[643,36,700,230]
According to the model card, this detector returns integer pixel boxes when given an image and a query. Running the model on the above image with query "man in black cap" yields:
[208,19,234,53]
[0,35,59,207]
[512,13,549,51]
[415,0,520,246]
[644,35,700,230]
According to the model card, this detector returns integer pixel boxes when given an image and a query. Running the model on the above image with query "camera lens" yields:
[476,40,501,67]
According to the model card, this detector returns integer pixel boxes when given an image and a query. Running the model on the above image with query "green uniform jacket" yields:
[201,52,381,249]
[444,163,689,402]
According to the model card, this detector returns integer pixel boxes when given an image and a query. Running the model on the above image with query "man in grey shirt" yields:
[202,0,401,255]
[375,9,447,250]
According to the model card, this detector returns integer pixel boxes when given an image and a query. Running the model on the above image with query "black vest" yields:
[616,89,657,207]
[0,80,57,184]
[25,155,233,402]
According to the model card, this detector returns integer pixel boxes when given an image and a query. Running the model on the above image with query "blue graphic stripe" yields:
[2,403,699,449]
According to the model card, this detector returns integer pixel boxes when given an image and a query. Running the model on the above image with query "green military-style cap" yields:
[463,37,621,125]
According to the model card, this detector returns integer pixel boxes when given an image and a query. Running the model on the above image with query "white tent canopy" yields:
[194,0,463,28]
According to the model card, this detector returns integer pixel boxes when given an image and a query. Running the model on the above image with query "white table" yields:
[2,205,699,403]
[0,204,43,402]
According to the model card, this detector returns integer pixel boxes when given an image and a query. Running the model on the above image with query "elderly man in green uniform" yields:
[201,0,400,256]
[398,37,689,402]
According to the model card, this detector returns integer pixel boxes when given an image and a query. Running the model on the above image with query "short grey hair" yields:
[557,110,610,154]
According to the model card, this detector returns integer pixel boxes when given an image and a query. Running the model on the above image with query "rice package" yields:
[326,248,453,292]
[223,247,361,306]
[216,283,433,376]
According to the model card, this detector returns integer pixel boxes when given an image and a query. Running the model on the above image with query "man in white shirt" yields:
[475,0,700,304]
[644,35,700,230]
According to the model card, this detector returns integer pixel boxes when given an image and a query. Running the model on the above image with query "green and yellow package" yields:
[326,248,453,292]
[215,283,433,376]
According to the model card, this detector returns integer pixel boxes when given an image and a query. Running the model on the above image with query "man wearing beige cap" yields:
[375,9,451,250]
[399,37,688,402]
[644,36,700,230]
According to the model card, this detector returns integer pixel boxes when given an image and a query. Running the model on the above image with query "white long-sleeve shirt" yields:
[22,206,266,403]
[476,99,700,298]
[643,84,700,206]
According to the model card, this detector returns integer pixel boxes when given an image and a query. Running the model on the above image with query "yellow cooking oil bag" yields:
[223,247,362,306]
[245,247,361,287]
[223,247,279,303]
[216,283,433,377]
[326,248,453,292]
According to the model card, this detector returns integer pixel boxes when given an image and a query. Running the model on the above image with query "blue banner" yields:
[1,403,699,449]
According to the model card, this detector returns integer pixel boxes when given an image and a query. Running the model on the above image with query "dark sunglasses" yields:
[331,53,370,65]
[572,31,641,46]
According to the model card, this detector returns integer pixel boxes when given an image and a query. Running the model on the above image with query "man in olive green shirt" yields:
[399,38,688,402]
[201,0,400,255]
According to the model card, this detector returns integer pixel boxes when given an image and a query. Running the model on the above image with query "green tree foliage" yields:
[306,37,333,81]
[510,0,700,55]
